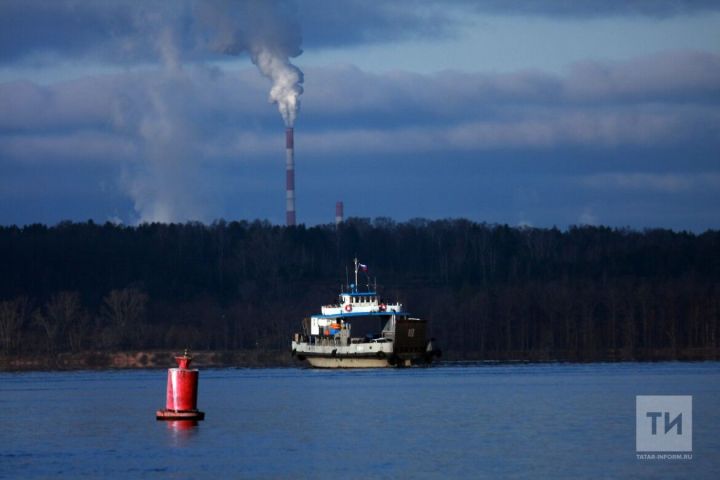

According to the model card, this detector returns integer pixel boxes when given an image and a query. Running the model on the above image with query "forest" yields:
[0,218,718,367]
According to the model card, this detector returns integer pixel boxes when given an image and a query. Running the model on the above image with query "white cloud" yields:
[582,173,720,193]
[578,208,599,226]
[3,50,719,160]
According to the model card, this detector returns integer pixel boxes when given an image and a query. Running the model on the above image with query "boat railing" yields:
[327,336,345,347]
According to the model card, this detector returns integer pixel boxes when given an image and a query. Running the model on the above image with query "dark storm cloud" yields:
[0,0,454,64]
[0,1,127,63]
[3,0,718,67]
[0,0,184,65]
[0,0,303,66]
[0,0,444,66]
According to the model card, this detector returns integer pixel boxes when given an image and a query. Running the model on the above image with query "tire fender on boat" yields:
[344,304,352,312]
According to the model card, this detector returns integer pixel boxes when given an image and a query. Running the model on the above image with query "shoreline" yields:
[0,350,295,372]
[1,347,718,372]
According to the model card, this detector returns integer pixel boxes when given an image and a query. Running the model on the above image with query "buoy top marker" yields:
[176,348,192,369]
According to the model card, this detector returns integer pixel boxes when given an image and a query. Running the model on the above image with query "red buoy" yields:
[156,350,205,421]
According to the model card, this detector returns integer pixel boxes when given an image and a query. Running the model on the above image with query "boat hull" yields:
[305,356,391,368]
[293,347,431,368]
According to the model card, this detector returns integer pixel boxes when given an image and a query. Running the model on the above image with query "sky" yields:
[0,0,719,231]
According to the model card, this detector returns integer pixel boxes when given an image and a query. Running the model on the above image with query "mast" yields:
[354,257,359,292]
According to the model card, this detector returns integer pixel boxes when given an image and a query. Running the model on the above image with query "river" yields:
[1,362,718,478]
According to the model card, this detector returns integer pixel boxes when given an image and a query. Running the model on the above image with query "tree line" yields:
[0,218,718,363]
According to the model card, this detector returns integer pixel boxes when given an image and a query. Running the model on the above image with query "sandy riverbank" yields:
[0,349,294,371]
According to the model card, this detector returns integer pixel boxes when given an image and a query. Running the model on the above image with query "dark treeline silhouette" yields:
[0,218,718,364]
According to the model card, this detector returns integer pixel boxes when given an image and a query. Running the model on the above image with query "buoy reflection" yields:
[167,420,198,431]
[165,419,199,446]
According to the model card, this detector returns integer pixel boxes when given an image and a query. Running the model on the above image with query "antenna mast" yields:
[354,257,359,291]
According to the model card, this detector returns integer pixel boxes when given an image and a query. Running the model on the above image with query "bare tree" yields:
[99,288,148,349]
[35,291,85,354]
[0,297,30,354]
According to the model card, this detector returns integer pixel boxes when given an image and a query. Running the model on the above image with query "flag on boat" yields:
[359,263,368,272]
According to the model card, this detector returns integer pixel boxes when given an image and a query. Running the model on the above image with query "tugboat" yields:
[291,259,441,368]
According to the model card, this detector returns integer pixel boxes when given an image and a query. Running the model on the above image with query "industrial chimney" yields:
[335,201,344,226]
[286,127,296,226]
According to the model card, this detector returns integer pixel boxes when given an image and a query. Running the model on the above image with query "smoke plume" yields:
[114,5,212,224]
[251,47,304,126]
[111,0,305,223]
[201,0,305,126]
[117,71,209,224]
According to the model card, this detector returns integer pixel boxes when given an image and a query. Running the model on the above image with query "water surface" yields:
[2,362,719,478]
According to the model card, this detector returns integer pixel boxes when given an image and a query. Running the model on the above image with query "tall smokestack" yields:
[335,201,344,226]
[286,127,296,226]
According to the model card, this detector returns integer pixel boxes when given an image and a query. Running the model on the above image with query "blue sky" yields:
[0,0,718,230]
